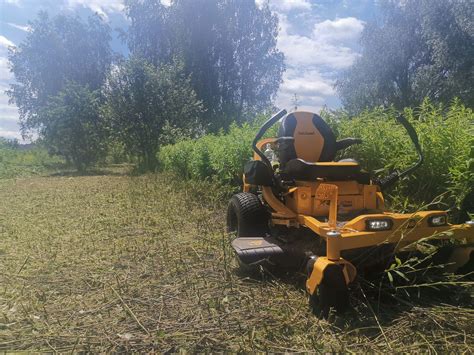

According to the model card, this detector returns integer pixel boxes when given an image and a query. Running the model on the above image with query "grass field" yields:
[0,170,473,352]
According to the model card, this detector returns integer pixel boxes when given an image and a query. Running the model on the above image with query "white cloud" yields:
[0,86,21,140]
[66,0,124,19]
[281,69,335,97]
[276,68,334,112]
[274,14,365,112]
[277,15,364,70]
[0,35,15,49]
[0,104,18,118]
[0,57,12,81]
[312,17,365,43]
[0,128,21,139]
[268,0,311,12]
[7,22,30,32]
[278,30,359,70]
[0,52,18,139]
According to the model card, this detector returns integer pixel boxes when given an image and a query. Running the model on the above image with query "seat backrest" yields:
[278,111,337,165]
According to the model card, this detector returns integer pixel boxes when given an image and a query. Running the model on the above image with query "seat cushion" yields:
[284,158,363,180]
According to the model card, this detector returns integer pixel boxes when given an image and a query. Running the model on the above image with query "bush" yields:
[324,98,473,212]
[158,99,473,212]
[158,122,256,186]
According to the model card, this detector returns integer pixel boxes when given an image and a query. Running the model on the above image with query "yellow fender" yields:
[306,257,357,295]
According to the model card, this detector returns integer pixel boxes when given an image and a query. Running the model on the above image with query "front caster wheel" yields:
[308,263,350,318]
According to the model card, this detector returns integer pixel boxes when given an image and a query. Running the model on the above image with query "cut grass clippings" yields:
[0,172,472,352]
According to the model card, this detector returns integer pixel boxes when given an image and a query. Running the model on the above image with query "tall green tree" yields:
[336,0,474,113]
[104,57,203,171]
[39,82,106,171]
[7,11,112,138]
[124,0,284,130]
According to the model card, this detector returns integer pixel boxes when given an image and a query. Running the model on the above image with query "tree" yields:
[103,57,203,171]
[7,11,112,138]
[124,0,284,130]
[336,0,474,113]
[38,82,106,171]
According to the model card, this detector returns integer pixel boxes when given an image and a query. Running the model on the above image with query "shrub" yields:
[158,99,473,212]
[158,122,255,185]
[324,98,473,211]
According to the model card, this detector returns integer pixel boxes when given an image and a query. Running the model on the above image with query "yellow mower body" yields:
[228,110,473,316]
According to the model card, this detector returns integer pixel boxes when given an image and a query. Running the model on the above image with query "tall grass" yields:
[0,141,64,179]
[324,98,473,212]
[158,121,257,186]
[158,99,473,212]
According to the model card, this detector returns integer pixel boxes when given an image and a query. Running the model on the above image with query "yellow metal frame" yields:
[245,138,474,294]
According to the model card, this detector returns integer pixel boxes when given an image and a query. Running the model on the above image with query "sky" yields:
[0,0,377,141]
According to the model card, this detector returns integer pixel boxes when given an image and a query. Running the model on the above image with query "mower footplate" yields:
[231,237,284,265]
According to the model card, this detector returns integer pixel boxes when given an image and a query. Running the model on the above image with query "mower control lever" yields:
[335,138,362,151]
[378,112,424,190]
[252,109,288,168]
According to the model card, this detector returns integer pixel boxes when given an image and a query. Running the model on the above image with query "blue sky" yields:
[0,0,377,140]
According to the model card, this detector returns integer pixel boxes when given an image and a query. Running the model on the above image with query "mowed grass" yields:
[0,172,473,352]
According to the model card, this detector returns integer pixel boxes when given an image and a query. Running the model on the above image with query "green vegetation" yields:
[124,0,284,129]
[7,0,283,172]
[104,57,203,171]
[1,0,473,351]
[0,140,63,179]
[1,172,472,352]
[158,99,473,212]
[7,11,112,171]
[158,121,257,186]
[39,82,107,171]
[337,0,474,113]
[326,99,474,212]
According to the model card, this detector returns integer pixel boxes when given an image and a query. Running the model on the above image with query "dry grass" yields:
[0,171,473,352]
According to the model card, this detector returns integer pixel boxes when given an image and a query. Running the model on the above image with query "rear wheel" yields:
[226,192,269,237]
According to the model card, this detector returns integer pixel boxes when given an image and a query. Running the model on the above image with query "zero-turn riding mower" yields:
[226,109,474,317]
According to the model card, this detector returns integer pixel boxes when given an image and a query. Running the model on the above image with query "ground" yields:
[0,170,473,352]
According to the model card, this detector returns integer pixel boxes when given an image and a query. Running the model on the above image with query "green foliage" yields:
[38,82,107,171]
[104,57,204,171]
[124,0,284,129]
[324,99,473,211]
[7,11,112,137]
[158,121,258,186]
[0,144,63,179]
[159,100,473,212]
[337,0,474,113]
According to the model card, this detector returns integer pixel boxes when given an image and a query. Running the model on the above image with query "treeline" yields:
[7,0,283,171]
[6,0,474,173]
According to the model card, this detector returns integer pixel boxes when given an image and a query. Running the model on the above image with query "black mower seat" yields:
[284,158,363,181]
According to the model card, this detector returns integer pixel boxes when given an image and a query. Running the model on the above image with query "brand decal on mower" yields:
[297,131,315,135]
[315,184,338,200]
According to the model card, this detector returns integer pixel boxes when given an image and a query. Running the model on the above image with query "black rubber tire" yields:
[308,263,350,319]
[226,192,269,237]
